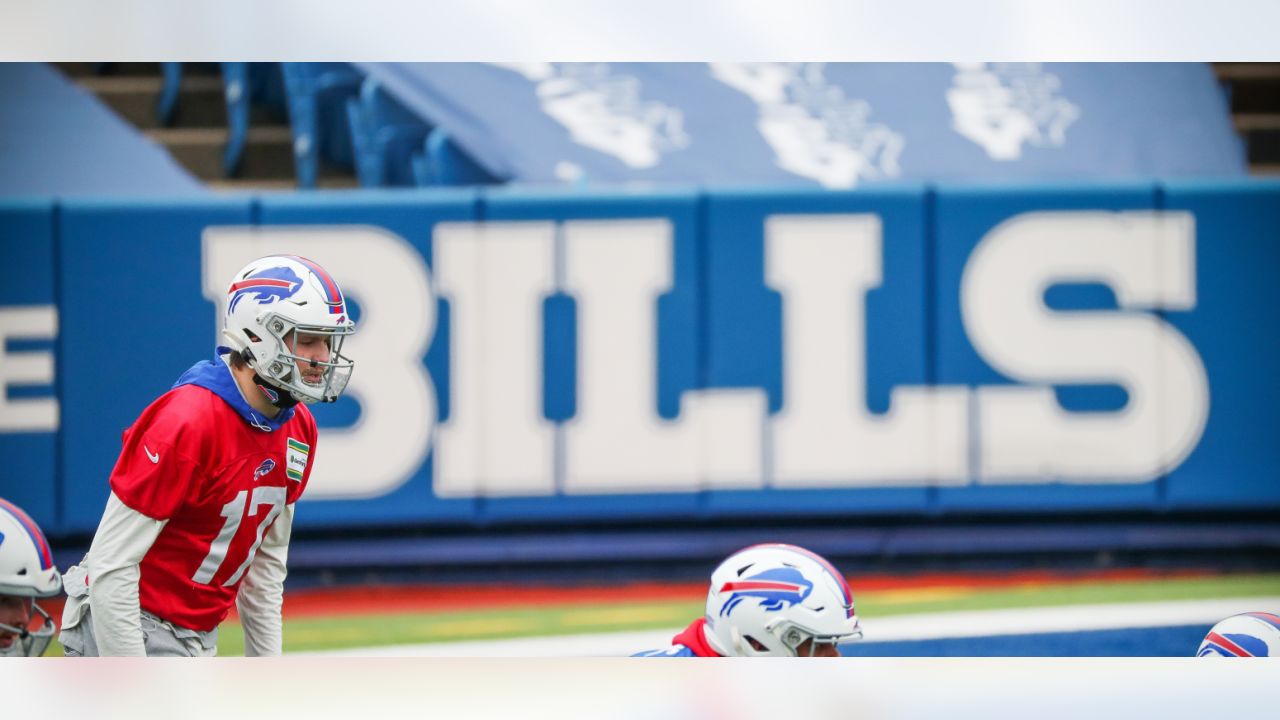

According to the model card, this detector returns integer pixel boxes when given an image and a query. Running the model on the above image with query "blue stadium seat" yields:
[347,77,432,187]
[157,62,182,126]
[280,63,362,188]
[220,62,250,175]
[416,127,501,187]
[220,63,287,176]
[409,150,431,187]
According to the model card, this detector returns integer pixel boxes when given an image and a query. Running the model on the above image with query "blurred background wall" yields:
[2,62,1278,583]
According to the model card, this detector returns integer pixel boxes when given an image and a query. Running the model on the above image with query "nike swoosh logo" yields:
[144,445,159,463]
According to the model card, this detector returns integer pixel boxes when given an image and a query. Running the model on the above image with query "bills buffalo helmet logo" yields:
[228,266,304,314]
[253,458,277,481]
[1199,632,1268,657]
[718,566,813,617]
[1198,612,1280,657]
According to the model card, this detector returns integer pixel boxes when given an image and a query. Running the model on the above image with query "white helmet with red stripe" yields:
[704,543,862,657]
[0,498,62,656]
[222,255,355,404]
[1197,612,1280,657]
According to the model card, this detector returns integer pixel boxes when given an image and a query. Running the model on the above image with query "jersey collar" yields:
[172,349,296,432]
[671,618,722,657]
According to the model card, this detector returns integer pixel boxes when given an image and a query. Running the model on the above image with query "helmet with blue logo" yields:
[0,498,62,657]
[704,543,862,657]
[1197,612,1280,657]
[222,255,355,404]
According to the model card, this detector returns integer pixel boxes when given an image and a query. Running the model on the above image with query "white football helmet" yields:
[222,255,355,404]
[0,498,62,657]
[1197,612,1280,657]
[704,543,862,657]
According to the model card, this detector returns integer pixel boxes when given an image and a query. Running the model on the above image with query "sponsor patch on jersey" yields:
[286,437,310,482]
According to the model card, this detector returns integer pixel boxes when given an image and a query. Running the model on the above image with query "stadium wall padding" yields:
[1,181,1278,536]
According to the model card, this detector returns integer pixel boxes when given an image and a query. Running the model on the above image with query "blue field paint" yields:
[842,624,1212,657]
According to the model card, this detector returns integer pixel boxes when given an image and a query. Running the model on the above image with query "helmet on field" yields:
[1197,612,1280,657]
[704,543,862,657]
[222,255,355,405]
[0,498,62,657]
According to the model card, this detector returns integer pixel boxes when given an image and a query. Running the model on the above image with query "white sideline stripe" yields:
[293,595,1280,657]
[861,595,1280,641]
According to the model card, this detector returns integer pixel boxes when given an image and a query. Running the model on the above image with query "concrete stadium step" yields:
[1214,62,1280,81]
[78,75,228,129]
[53,62,158,78]
[1234,113,1280,131]
[206,177,360,192]
[1234,113,1280,165]
[54,62,220,78]
[147,126,296,180]
[1211,64,1280,172]
[58,60,358,188]
[1224,73,1280,113]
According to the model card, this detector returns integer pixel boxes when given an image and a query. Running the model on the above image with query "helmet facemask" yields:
[0,601,54,657]
[244,311,354,405]
[768,616,861,657]
[0,499,62,656]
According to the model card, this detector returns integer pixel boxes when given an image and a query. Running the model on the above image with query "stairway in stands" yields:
[1215,63,1280,176]
[53,62,356,192]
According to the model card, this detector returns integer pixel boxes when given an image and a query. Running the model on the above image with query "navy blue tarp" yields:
[0,64,204,196]
[357,62,1246,188]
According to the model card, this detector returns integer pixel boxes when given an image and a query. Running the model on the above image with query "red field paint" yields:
[273,567,1211,619]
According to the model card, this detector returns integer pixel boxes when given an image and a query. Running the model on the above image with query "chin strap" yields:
[252,373,300,409]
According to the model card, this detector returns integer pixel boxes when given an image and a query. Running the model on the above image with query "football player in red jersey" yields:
[633,544,863,657]
[59,256,355,656]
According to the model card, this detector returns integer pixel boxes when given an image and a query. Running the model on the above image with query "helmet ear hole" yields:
[243,328,262,342]
[744,635,768,652]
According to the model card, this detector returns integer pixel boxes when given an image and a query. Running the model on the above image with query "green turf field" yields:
[38,572,1280,656]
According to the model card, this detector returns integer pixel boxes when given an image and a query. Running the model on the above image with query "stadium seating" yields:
[157,62,182,126]
[48,63,1269,192]
[412,127,501,187]
[220,62,289,177]
[347,77,433,187]
[280,62,362,188]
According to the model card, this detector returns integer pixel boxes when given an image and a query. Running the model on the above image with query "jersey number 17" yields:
[191,487,287,586]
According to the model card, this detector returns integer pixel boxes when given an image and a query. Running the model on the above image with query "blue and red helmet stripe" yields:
[287,255,346,315]
[0,497,54,571]
[797,547,856,616]
[228,277,296,293]
[739,543,856,615]
[1203,631,1254,657]
[1244,612,1280,631]
[720,580,808,593]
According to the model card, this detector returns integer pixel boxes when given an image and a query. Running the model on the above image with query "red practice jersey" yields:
[108,384,316,631]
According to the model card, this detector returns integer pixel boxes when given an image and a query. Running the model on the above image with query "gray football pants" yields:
[60,606,218,657]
